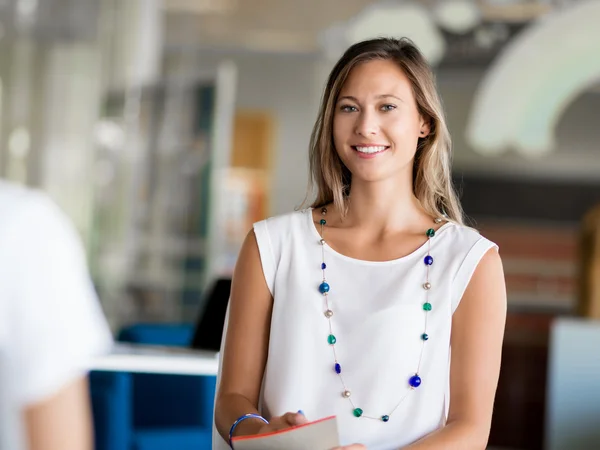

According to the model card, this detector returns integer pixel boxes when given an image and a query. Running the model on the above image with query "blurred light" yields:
[16,0,37,18]
[434,0,481,35]
[466,0,600,156]
[94,120,125,152]
[474,22,510,50]
[474,26,497,49]
[8,126,30,159]
[345,2,446,66]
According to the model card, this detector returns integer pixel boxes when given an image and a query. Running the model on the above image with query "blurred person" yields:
[214,38,506,449]
[0,180,112,450]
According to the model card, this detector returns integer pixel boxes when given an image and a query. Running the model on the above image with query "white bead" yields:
[423,282,431,290]
[342,390,351,398]
[434,218,442,224]
[325,309,333,318]
[320,239,325,245]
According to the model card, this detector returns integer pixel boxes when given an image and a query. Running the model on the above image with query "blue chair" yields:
[90,371,132,450]
[90,324,216,450]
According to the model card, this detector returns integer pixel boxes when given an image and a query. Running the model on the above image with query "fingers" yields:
[281,411,308,426]
[265,411,308,433]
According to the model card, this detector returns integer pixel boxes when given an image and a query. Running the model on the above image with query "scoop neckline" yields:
[305,207,454,266]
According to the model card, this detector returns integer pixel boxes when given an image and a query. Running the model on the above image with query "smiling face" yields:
[332,58,430,185]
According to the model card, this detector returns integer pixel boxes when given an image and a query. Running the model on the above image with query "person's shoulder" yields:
[0,180,37,214]
[255,208,311,232]
[0,181,58,230]
[0,180,78,249]
[443,221,497,250]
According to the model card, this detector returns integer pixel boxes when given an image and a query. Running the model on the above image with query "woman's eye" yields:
[381,104,397,112]
[340,105,358,113]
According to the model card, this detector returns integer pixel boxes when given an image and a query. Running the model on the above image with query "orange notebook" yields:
[231,415,340,450]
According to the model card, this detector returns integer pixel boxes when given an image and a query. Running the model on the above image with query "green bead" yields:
[320,219,326,225]
[328,334,337,345]
[423,302,432,311]
[353,408,363,417]
[382,415,390,422]
[426,228,435,237]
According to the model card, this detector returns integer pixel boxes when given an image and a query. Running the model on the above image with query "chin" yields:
[349,169,394,183]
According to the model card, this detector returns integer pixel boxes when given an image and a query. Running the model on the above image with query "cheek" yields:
[332,115,351,147]
[384,113,416,135]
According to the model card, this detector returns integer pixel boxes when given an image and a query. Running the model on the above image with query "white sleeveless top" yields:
[213,209,497,450]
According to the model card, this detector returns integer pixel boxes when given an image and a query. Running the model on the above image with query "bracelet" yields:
[228,413,269,448]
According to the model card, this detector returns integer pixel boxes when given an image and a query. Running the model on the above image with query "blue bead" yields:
[409,375,422,388]
[321,262,327,270]
[424,255,434,266]
[335,363,341,374]
[319,282,330,294]
[421,333,429,341]
[381,415,390,422]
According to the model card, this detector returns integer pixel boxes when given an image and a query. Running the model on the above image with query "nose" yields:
[354,110,379,137]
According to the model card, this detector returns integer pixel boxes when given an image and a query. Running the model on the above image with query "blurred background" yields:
[2,0,600,449]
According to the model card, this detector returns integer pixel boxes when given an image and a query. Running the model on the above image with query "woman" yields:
[214,37,506,449]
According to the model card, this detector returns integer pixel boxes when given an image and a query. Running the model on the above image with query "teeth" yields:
[354,146,387,154]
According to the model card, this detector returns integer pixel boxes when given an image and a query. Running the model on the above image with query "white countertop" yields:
[92,343,219,375]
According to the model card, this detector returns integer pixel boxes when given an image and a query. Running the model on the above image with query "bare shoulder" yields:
[231,229,269,295]
[469,247,505,294]
[454,246,506,327]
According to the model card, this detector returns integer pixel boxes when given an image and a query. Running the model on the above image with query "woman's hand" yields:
[330,445,367,449]
[255,411,308,434]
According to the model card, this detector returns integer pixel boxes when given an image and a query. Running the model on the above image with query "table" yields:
[92,343,219,375]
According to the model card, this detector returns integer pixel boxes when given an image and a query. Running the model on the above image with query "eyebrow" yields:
[337,94,404,103]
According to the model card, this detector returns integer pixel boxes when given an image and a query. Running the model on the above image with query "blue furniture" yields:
[90,324,216,450]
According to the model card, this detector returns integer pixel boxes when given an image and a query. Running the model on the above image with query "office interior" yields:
[1,0,600,449]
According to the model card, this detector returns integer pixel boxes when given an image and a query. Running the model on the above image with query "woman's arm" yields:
[214,230,274,439]
[24,376,94,450]
[214,230,307,441]
[403,248,507,450]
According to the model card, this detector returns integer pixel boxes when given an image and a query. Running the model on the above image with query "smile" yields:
[351,145,389,155]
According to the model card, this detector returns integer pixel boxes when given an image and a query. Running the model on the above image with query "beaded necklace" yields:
[316,206,443,423]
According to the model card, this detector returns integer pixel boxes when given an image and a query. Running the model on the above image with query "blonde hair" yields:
[308,37,465,225]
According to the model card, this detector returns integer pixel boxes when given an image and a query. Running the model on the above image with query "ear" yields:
[419,118,431,138]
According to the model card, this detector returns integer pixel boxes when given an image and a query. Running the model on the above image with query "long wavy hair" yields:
[308,37,464,225]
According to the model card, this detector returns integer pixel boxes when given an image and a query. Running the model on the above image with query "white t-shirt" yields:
[213,208,497,450]
[0,181,112,450]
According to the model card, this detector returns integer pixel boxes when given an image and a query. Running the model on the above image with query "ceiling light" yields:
[434,0,481,35]
[466,1,600,156]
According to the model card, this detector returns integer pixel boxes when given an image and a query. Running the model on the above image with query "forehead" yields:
[339,59,413,98]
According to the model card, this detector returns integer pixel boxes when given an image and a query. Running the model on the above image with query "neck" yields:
[342,177,426,233]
